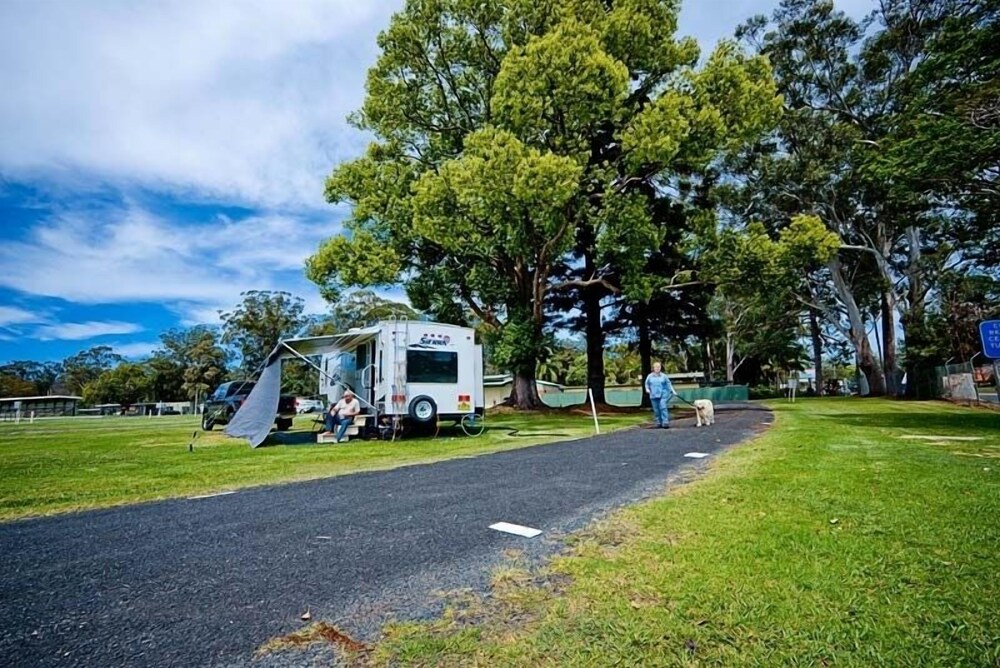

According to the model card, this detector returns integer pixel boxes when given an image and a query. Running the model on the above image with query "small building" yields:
[0,395,82,419]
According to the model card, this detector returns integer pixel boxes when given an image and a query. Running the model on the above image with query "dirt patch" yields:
[256,621,369,658]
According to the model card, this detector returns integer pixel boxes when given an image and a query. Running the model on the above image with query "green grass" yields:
[371,399,1000,667]
[0,410,643,521]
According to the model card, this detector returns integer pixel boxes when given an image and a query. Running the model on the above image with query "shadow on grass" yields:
[264,431,323,447]
[816,406,1000,433]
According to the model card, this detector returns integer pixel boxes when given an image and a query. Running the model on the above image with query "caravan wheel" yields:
[408,396,437,424]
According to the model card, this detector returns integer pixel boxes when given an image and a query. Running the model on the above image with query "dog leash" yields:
[671,392,699,408]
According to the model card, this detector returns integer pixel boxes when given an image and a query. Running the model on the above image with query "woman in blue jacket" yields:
[644,362,675,429]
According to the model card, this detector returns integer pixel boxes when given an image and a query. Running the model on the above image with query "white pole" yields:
[994,360,1000,404]
[969,352,982,404]
[15,409,21,425]
[588,388,600,435]
[30,411,35,424]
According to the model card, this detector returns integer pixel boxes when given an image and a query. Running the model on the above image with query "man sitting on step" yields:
[322,390,361,443]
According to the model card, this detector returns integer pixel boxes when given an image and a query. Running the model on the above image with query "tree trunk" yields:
[857,335,883,396]
[509,367,543,409]
[637,303,652,408]
[725,331,736,383]
[809,307,824,396]
[828,256,886,396]
[901,226,929,399]
[881,291,898,397]
[705,340,714,384]
[583,283,606,403]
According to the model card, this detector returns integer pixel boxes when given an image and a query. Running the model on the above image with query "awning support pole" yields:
[279,342,378,415]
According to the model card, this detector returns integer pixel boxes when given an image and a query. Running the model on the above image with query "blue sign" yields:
[981,320,1000,359]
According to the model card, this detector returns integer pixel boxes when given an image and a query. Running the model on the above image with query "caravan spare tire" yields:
[408,396,437,424]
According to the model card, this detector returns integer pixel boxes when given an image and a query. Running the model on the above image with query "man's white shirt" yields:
[334,397,360,416]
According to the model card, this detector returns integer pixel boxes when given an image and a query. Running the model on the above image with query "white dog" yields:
[693,399,715,427]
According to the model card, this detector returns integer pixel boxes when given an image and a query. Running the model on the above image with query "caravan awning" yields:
[267,327,381,363]
[226,327,381,448]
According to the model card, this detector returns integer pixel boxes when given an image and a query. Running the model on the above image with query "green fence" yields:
[541,385,749,408]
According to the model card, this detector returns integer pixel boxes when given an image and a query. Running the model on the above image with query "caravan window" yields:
[407,350,458,383]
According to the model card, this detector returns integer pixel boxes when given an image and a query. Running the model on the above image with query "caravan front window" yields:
[407,350,458,383]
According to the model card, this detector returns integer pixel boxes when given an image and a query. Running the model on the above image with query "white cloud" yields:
[0,306,44,327]
[109,341,161,359]
[0,0,400,208]
[173,303,225,328]
[0,204,341,310]
[34,320,143,341]
[0,0,879,211]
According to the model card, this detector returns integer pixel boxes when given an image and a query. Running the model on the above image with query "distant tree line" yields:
[0,289,417,407]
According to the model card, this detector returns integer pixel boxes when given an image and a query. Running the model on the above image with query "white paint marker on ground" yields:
[684,452,711,459]
[489,522,542,538]
[188,491,237,500]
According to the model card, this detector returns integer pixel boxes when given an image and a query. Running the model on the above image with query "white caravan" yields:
[223,318,484,447]
[305,319,483,427]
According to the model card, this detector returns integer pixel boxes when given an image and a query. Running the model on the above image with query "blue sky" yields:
[0,0,874,363]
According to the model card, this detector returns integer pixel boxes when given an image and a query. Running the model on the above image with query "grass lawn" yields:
[0,410,644,521]
[371,399,1000,666]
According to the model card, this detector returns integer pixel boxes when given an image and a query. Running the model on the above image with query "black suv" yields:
[200,381,297,432]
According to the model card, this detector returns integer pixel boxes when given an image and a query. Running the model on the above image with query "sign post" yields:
[980,321,1000,404]
[981,320,1000,359]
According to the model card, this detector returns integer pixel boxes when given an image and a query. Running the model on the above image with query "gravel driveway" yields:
[0,406,770,667]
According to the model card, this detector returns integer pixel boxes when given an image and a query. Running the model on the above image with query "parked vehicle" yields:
[201,381,297,432]
[296,398,325,414]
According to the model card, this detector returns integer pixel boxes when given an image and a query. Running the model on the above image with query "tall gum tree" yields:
[306,0,781,409]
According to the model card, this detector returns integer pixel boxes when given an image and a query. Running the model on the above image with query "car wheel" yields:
[201,413,215,431]
[408,396,437,424]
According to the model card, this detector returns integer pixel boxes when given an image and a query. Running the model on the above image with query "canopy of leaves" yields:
[151,326,230,402]
[82,363,153,407]
[307,0,782,402]
[0,361,62,398]
[220,291,306,375]
[60,346,123,396]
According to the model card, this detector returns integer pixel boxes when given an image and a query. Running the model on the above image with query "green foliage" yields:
[866,0,1000,241]
[60,346,123,396]
[0,361,62,398]
[153,326,230,403]
[220,291,307,374]
[306,229,403,298]
[145,355,186,403]
[920,273,1000,363]
[730,0,1000,394]
[309,290,421,335]
[699,215,838,381]
[412,128,582,262]
[488,309,547,375]
[0,374,36,398]
[493,20,629,158]
[308,0,783,407]
[82,362,153,406]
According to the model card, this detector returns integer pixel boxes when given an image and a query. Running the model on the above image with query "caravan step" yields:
[317,425,360,444]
